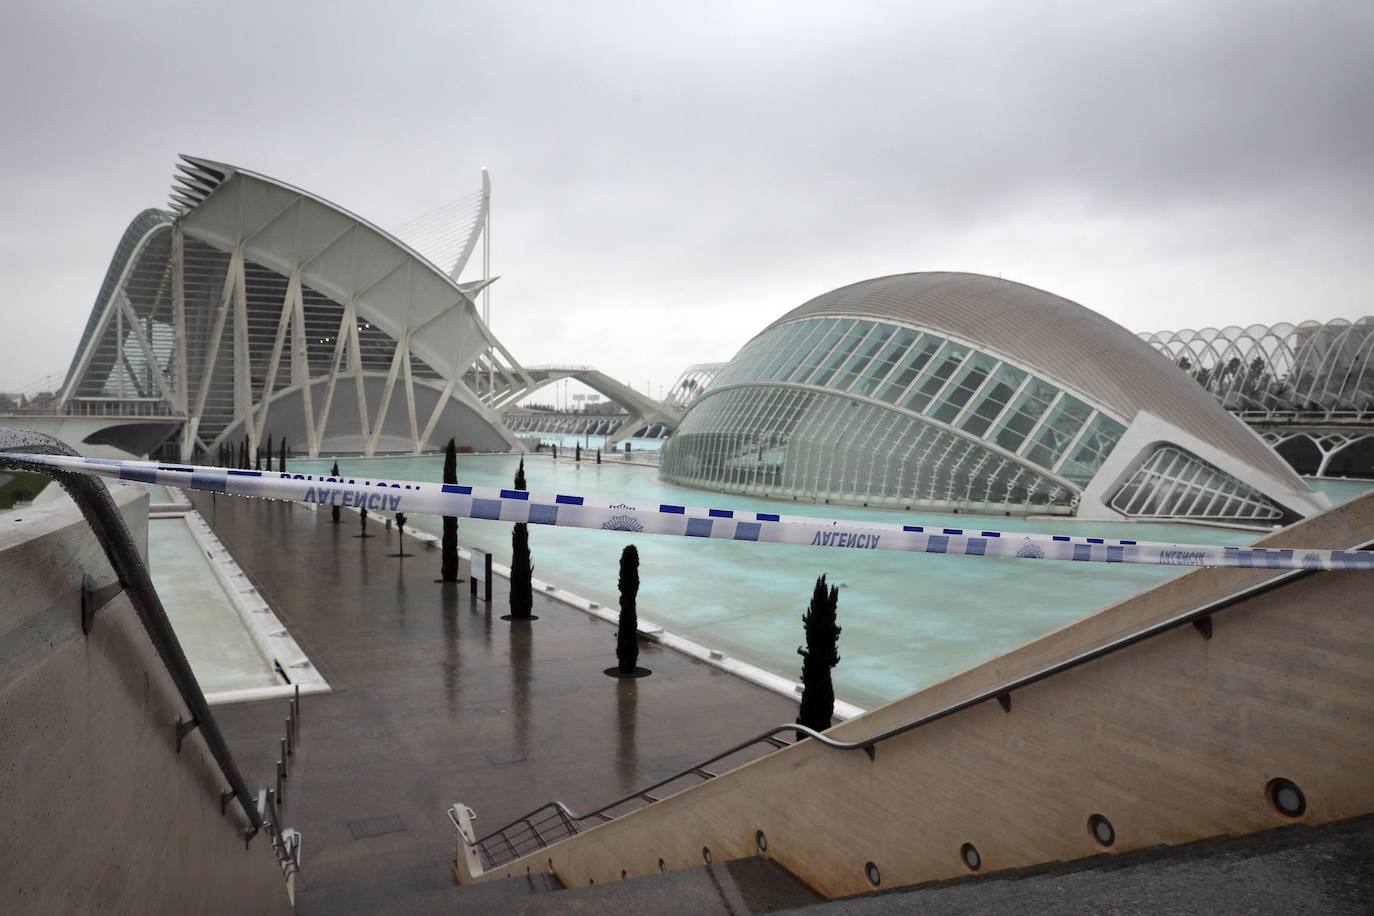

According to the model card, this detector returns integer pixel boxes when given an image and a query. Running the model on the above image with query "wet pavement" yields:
[196,493,801,915]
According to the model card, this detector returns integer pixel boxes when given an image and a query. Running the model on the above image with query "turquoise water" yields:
[1305,477,1374,506]
[288,454,1343,709]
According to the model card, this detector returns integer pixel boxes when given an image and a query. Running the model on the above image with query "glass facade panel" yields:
[850,327,918,397]
[662,386,1075,511]
[832,324,894,392]
[959,364,1026,438]
[991,379,1060,453]
[1023,394,1091,469]
[876,334,942,403]
[782,319,851,383]
[900,341,969,414]
[675,314,1145,513]
[804,320,874,387]
[929,352,997,425]
[1057,414,1127,485]
[1109,446,1282,521]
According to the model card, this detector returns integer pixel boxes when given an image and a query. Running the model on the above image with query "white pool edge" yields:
[173,503,332,705]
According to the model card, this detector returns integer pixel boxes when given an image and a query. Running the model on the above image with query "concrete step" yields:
[773,813,1374,915]
[451,856,821,915]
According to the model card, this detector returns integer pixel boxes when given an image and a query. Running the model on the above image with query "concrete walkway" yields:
[197,494,802,915]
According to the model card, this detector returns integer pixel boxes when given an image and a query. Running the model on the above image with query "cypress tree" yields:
[240,438,248,469]
[392,512,410,559]
[616,545,642,674]
[330,460,342,523]
[266,435,273,472]
[440,438,459,582]
[596,448,601,464]
[508,458,533,619]
[796,575,841,734]
[575,443,581,462]
[279,437,287,473]
[255,446,262,471]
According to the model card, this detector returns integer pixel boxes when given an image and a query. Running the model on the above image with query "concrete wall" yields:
[0,485,291,913]
[472,491,1374,898]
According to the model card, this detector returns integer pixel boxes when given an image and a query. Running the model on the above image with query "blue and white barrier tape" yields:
[9,452,1374,572]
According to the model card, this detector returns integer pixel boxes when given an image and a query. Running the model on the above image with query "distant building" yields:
[662,272,1328,522]
[1141,319,1374,478]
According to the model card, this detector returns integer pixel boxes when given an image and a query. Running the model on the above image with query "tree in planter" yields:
[279,437,287,473]
[504,458,536,621]
[329,460,342,523]
[439,439,460,582]
[255,446,262,471]
[606,545,649,677]
[796,575,841,734]
[266,435,274,472]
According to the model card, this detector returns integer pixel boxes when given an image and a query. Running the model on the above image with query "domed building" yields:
[661,272,1328,522]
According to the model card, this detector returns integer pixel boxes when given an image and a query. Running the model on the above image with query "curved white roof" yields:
[764,271,1305,488]
[172,155,492,382]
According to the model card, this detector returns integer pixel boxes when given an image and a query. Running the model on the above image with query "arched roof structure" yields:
[53,155,680,459]
[1140,318,1374,419]
[58,155,524,459]
[664,272,1325,521]
[765,272,1299,485]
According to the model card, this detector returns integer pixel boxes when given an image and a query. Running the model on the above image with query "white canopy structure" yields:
[53,156,679,460]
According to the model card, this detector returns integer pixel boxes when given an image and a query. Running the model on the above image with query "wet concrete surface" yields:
[196,494,803,915]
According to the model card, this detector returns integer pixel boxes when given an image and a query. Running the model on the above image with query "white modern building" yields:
[662,272,1329,522]
[42,156,675,461]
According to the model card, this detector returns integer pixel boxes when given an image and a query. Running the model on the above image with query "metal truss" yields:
[1140,318,1374,420]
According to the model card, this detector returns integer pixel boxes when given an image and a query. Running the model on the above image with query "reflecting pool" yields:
[291,454,1367,708]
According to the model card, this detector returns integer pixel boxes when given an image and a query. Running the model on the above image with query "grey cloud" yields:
[1,0,1371,394]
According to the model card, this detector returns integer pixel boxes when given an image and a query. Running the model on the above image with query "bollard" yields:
[286,716,293,757]
[276,759,284,805]
[281,738,288,777]
[295,684,301,729]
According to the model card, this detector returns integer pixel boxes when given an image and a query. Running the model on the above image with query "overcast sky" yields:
[2,0,1371,400]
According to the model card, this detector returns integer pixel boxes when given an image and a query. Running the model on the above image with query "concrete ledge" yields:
[181,509,330,704]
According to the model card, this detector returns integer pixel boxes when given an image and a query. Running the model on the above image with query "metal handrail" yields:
[258,787,302,877]
[469,540,1370,865]
[0,428,265,838]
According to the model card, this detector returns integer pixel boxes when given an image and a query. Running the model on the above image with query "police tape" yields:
[10,452,1374,572]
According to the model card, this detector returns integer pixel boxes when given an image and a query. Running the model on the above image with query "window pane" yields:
[900,341,970,414]
[783,319,851,383]
[1023,394,1091,469]
[929,352,997,424]
[876,334,943,402]
[806,321,874,387]
[992,379,1059,453]
[832,324,894,392]
[960,364,1027,438]
[1057,413,1127,484]
[851,327,919,397]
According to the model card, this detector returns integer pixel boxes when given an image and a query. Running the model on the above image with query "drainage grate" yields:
[347,815,407,839]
